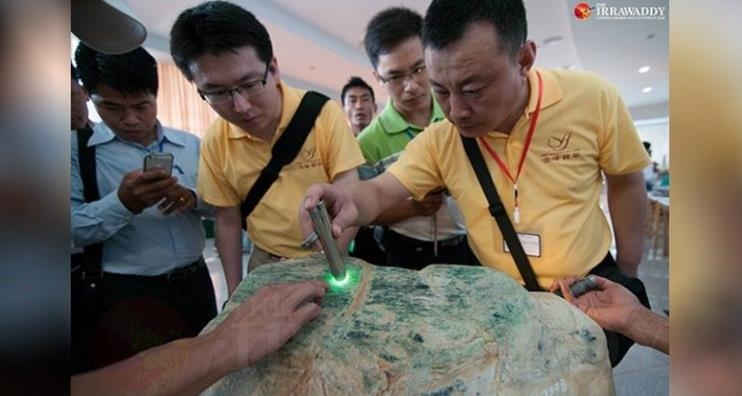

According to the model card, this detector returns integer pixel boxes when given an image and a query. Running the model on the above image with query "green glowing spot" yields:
[325,266,360,292]
[330,272,350,287]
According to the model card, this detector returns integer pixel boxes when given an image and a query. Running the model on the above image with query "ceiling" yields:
[127,0,668,120]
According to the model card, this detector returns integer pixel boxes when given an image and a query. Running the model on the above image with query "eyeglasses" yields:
[378,65,427,88]
[198,62,270,105]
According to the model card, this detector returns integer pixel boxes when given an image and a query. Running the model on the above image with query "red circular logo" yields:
[574,2,592,20]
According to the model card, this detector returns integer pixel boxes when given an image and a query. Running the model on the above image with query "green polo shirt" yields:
[356,98,444,179]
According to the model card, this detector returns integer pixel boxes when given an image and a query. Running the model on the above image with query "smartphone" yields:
[143,152,174,175]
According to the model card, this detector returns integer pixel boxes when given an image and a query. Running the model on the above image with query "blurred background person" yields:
[341,76,377,136]
[642,141,658,191]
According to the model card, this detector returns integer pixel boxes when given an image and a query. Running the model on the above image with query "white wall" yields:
[629,102,668,122]
[635,118,669,170]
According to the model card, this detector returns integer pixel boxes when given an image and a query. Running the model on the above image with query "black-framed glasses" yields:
[198,62,270,105]
[378,65,427,88]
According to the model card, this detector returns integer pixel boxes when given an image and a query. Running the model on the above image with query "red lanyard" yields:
[478,70,543,224]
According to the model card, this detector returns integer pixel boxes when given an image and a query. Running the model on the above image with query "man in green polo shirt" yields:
[357,7,478,269]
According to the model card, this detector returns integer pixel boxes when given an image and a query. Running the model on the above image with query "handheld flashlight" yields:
[308,200,347,281]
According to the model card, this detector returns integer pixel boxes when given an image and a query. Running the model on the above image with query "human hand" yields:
[550,275,642,334]
[117,169,178,214]
[209,280,328,371]
[157,185,197,215]
[301,183,358,248]
[411,191,444,217]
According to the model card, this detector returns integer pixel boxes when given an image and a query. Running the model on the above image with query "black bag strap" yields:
[240,91,329,229]
[461,136,542,291]
[76,126,104,278]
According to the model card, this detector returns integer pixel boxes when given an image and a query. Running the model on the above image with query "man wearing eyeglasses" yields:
[169,1,365,296]
[356,7,478,270]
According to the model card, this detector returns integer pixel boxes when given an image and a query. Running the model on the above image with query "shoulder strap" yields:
[460,136,542,291]
[76,126,103,278]
[78,126,100,202]
[240,91,329,229]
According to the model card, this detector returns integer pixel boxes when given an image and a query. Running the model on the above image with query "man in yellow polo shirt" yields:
[302,0,650,367]
[170,1,364,296]
[357,7,478,270]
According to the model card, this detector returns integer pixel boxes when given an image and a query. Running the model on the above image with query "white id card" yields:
[503,233,542,257]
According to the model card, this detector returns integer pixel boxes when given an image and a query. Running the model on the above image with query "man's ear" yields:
[80,86,90,102]
[269,56,280,81]
[372,70,383,85]
[518,40,537,76]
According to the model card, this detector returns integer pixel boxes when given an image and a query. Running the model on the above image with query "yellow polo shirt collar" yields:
[525,68,562,116]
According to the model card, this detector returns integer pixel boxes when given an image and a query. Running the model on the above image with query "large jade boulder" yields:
[203,255,614,395]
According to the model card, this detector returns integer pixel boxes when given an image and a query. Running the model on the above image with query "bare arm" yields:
[329,168,361,250]
[215,206,244,297]
[605,171,647,277]
[626,305,669,354]
[71,280,328,396]
[351,172,412,228]
[551,275,668,354]
[372,193,443,225]
[372,199,419,225]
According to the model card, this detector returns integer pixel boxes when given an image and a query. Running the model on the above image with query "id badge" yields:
[503,233,542,257]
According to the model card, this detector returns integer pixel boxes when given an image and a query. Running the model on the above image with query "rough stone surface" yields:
[202,254,614,395]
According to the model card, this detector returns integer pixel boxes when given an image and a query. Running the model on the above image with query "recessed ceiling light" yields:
[638,66,651,73]
[642,86,653,93]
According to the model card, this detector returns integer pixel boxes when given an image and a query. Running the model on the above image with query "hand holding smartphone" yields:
[143,153,174,175]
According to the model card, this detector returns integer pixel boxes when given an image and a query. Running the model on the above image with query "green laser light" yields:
[325,266,360,292]
[329,271,350,287]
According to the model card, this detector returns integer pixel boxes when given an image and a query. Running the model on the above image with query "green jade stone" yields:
[202,254,614,395]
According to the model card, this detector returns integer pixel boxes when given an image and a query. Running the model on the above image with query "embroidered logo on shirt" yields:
[302,146,316,159]
[296,145,322,170]
[541,132,581,163]
[547,131,572,152]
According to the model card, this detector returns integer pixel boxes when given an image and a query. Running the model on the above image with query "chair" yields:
[646,198,669,258]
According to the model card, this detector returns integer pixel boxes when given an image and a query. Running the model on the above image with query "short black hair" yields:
[423,0,527,57]
[71,63,78,81]
[341,76,375,106]
[169,0,273,81]
[364,7,423,69]
[74,43,158,96]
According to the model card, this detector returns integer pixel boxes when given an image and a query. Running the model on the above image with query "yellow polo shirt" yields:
[198,84,365,258]
[388,68,650,288]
